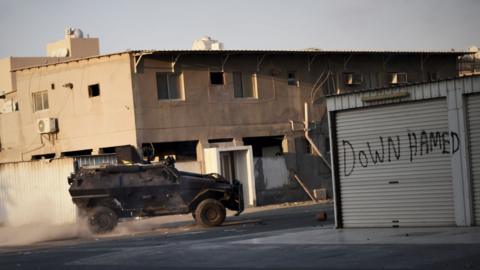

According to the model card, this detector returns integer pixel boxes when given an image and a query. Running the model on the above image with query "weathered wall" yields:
[0,52,460,164]
[0,158,76,226]
[254,153,331,205]
[47,37,99,58]
[133,55,305,144]
[0,57,67,94]
[0,58,13,93]
[0,54,137,162]
[133,53,459,147]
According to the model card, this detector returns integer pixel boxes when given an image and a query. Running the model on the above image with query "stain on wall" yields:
[254,154,331,205]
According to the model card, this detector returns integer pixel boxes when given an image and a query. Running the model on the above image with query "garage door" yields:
[467,94,480,225]
[336,99,455,227]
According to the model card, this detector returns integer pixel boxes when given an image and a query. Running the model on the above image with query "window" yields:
[1,99,19,113]
[287,71,298,86]
[389,72,408,84]
[51,83,55,90]
[243,136,284,157]
[156,72,183,100]
[343,72,363,85]
[233,72,257,98]
[88,84,100,97]
[142,141,198,161]
[210,72,224,85]
[32,91,49,112]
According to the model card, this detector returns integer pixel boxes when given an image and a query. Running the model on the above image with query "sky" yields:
[0,0,479,58]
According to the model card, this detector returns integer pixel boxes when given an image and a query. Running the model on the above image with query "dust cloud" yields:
[0,214,196,247]
[0,222,90,247]
[0,193,197,246]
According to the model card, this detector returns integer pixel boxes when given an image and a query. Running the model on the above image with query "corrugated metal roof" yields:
[326,74,480,98]
[326,75,480,112]
[12,49,470,72]
[136,49,468,54]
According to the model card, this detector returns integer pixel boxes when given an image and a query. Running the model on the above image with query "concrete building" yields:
[327,75,480,228]
[0,30,467,206]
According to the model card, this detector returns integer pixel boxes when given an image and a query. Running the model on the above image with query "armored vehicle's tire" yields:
[87,206,118,234]
[195,199,226,227]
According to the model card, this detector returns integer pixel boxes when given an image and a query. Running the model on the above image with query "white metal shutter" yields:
[467,94,480,225]
[336,99,454,227]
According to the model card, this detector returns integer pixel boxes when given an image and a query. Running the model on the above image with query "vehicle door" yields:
[142,166,186,212]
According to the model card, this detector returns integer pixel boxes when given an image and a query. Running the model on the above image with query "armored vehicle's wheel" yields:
[195,199,226,227]
[87,206,118,234]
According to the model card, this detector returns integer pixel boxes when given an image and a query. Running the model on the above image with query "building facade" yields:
[0,32,466,206]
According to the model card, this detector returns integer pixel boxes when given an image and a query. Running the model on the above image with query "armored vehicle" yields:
[67,162,243,233]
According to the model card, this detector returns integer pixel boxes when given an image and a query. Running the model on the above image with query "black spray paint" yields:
[342,130,460,177]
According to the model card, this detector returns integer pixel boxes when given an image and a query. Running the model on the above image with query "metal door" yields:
[336,99,455,227]
[467,94,480,225]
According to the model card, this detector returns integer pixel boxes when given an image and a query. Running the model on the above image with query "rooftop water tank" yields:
[192,36,224,50]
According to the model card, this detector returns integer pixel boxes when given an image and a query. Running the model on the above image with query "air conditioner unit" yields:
[36,118,57,134]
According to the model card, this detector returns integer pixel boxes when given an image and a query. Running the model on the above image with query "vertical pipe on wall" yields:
[304,102,331,171]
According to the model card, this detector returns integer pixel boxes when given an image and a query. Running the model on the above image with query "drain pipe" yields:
[303,102,331,171]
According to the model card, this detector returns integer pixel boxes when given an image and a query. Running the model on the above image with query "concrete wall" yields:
[132,55,305,144]
[0,158,77,226]
[47,36,100,58]
[0,52,460,170]
[254,153,331,205]
[0,58,13,94]
[1,57,67,94]
[133,53,458,148]
[0,53,137,163]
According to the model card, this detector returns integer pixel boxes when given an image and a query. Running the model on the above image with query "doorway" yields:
[204,146,256,207]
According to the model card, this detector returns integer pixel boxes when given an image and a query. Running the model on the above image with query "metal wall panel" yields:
[467,94,480,225]
[0,158,77,226]
[327,76,480,113]
[336,99,455,227]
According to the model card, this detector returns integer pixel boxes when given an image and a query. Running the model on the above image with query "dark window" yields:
[156,72,182,100]
[208,138,233,144]
[51,83,55,90]
[31,153,56,160]
[287,71,297,86]
[100,147,116,154]
[61,149,93,157]
[389,72,408,84]
[142,141,198,161]
[243,136,284,157]
[233,72,256,98]
[210,72,224,85]
[88,84,100,97]
[343,72,363,85]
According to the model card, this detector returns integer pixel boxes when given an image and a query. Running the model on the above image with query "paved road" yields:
[1,202,480,270]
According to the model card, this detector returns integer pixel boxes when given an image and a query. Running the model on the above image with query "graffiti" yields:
[341,130,460,177]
